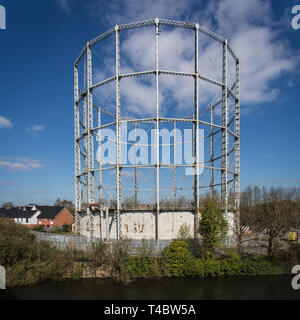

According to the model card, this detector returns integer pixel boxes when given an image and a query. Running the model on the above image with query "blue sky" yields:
[0,0,300,206]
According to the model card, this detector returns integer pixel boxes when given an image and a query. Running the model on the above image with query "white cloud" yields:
[26,125,44,134]
[0,157,44,171]
[0,116,13,128]
[210,0,294,105]
[86,0,194,25]
[86,0,296,115]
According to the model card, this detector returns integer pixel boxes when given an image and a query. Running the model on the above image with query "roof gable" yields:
[36,206,65,219]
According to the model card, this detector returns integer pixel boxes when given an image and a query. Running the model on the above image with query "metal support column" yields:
[106,207,109,241]
[194,23,200,238]
[134,122,137,206]
[234,59,240,210]
[98,107,103,203]
[115,25,122,241]
[83,97,88,207]
[87,43,95,242]
[155,18,160,243]
[174,121,177,206]
[74,64,81,236]
[210,105,214,196]
[221,39,229,212]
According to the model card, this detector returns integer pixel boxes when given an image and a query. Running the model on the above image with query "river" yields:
[1,276,299,300]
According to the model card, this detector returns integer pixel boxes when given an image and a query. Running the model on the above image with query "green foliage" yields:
[180,253,289,278]
[0,219,37,266]
[199,198,228,252]
[92,242,110,266]
[62,224,72,233]
[161,240,192,276]
[127,256,152,277]
[0,218,292,288]
[110,240,131,283]
[0,219,83,287]
[32,225,46,232]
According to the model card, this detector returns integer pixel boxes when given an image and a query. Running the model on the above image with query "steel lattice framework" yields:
[74,18,240,243]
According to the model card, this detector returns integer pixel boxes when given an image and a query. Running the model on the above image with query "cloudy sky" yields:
[0,0,300,205]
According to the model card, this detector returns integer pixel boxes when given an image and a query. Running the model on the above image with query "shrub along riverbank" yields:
[0,219,298,287]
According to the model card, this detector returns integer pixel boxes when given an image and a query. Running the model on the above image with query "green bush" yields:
[32,225,46,232]
[0,219,37,266]
[127,256,152,277]
[62,224,72,233]
[0,219,84,287]
[161,240,192,276]
[199,198,228,252]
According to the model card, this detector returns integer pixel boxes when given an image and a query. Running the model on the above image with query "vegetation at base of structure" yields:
[1,218,299,288]
[32,225,46,232]
[62,224,72,233]
[126,240,294,279]
[32,224,73,234]
[0,219,83,287]
[199,197,228,253]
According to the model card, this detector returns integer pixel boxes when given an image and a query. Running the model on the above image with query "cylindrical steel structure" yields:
[74,18,240,242]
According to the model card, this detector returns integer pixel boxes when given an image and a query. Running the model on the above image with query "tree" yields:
[62,223,72,233]
[199,197,228,252]
[254,187,300,256]
[231,187,262,254]
[123,196,139,208]
[54,198,75,214]
[1,202,13,209]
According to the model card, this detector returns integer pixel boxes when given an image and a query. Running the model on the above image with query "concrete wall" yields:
[159,211,195,240]
[79,210,195,241]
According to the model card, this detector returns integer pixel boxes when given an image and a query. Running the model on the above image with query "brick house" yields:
[36,206,74,227]
[0,205,74,228]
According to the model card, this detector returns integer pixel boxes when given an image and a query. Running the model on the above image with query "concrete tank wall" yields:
[79,210,236,243]
[159,211,195,240]
[79,210,195,241]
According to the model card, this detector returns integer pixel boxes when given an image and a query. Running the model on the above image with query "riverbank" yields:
[0,219,299,288]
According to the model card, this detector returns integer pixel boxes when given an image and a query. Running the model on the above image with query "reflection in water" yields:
[0,276,299,300]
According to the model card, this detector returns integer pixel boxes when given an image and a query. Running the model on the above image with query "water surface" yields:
[1,276,299,300]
